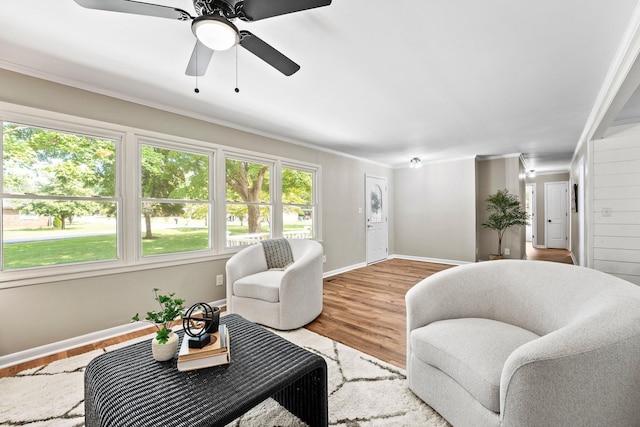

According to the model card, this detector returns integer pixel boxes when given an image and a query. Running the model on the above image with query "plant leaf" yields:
[156,327,170,344]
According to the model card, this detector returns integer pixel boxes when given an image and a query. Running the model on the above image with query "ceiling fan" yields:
[73,0,332,76]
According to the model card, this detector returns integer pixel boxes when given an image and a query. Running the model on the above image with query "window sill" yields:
[0,252,235,290]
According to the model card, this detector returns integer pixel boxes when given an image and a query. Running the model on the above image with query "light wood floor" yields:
[306,258,453,368]
[0,247,574,377]
[526,241,574,264]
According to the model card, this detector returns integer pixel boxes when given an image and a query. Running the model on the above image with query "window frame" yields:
[280,162,318,240]
[135,137,215,262]
[0,112,125,282]
[223,153,275,249]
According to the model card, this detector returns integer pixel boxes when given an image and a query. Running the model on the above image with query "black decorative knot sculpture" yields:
[182,303,221,348]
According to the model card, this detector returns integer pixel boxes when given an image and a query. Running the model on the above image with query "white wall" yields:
[393,158,476,263]
[592,125,640,284]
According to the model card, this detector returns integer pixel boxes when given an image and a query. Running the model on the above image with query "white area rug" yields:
[0,327,450,427]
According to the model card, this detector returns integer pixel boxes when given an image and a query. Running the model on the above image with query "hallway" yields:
[526,242,574,264]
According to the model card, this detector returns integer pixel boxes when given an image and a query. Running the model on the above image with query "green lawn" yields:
[142,228,208,256]
[3,228,209,269]
[4,222,311,269]
[4,222,116,239]
[3,234,118,269]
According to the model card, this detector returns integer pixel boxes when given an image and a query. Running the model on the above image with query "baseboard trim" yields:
[323,262,367,278]
[0,298,227,370]
[0,322,150,370]
[390,254,472,266]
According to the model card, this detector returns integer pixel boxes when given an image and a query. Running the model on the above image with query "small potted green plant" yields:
[133,288,185,361]
[482,189,529,260]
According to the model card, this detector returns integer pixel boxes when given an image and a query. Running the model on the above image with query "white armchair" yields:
[225,239,323,330]
[406,260,640,427]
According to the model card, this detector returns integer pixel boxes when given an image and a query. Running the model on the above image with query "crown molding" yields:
[574,2,640,163]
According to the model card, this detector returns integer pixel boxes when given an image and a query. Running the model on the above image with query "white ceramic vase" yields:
[151,331,179,361]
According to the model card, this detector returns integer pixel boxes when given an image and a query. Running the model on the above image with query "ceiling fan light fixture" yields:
[192,15,239,51]
[410,157,422,169]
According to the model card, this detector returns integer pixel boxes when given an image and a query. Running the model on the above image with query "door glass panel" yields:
[370,185,382,223]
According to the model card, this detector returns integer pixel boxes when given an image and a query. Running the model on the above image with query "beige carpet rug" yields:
[0,327,450,427]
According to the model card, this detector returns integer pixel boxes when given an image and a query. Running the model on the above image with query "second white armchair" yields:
[225,238,323,330]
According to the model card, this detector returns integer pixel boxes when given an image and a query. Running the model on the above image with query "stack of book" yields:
[177,324,230,371]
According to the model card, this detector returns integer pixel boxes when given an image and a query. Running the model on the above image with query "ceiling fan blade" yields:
[240,0,331,21]
[73,0,192,20]
[185,41,214,76]
[239,31,300,76]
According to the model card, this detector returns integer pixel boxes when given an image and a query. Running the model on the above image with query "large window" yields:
[0,107,321,281]
[2,122,118,270]
[225,157,272,247]
[139,143,211,257]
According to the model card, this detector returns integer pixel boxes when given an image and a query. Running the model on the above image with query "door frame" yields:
[544,181,569,249]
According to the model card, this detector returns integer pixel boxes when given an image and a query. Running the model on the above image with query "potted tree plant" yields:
[133,288,185,361]
[482,188,529,260]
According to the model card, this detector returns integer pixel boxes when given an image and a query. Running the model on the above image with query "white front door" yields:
[545,181,568,249]
[365,175,388,264]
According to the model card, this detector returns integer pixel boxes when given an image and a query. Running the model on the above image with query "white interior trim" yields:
[390,254,471,266]
[322,262,367,278]
[573,3,640,160]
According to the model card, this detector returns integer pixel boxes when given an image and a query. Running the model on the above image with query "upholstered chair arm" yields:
[226,245,267,285]
[225,245,268,312]
[278,242,323,329]
[500,297,640,426]
[405,264,498,334]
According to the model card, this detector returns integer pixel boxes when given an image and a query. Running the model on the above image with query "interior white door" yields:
[365,175,388,264]
[545,181,568,249]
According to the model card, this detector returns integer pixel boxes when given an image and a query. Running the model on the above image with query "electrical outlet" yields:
[216,275,224,286]
[504,248,510,256]
[322,255,327,263]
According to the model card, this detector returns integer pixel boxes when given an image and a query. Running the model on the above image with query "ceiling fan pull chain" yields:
[235,44,240,93]
[194,42,200,94]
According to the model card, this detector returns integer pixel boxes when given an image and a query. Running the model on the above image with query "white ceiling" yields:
[1,0,638,171]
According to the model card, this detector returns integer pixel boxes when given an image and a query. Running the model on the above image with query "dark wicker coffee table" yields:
[85,314,328,427]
